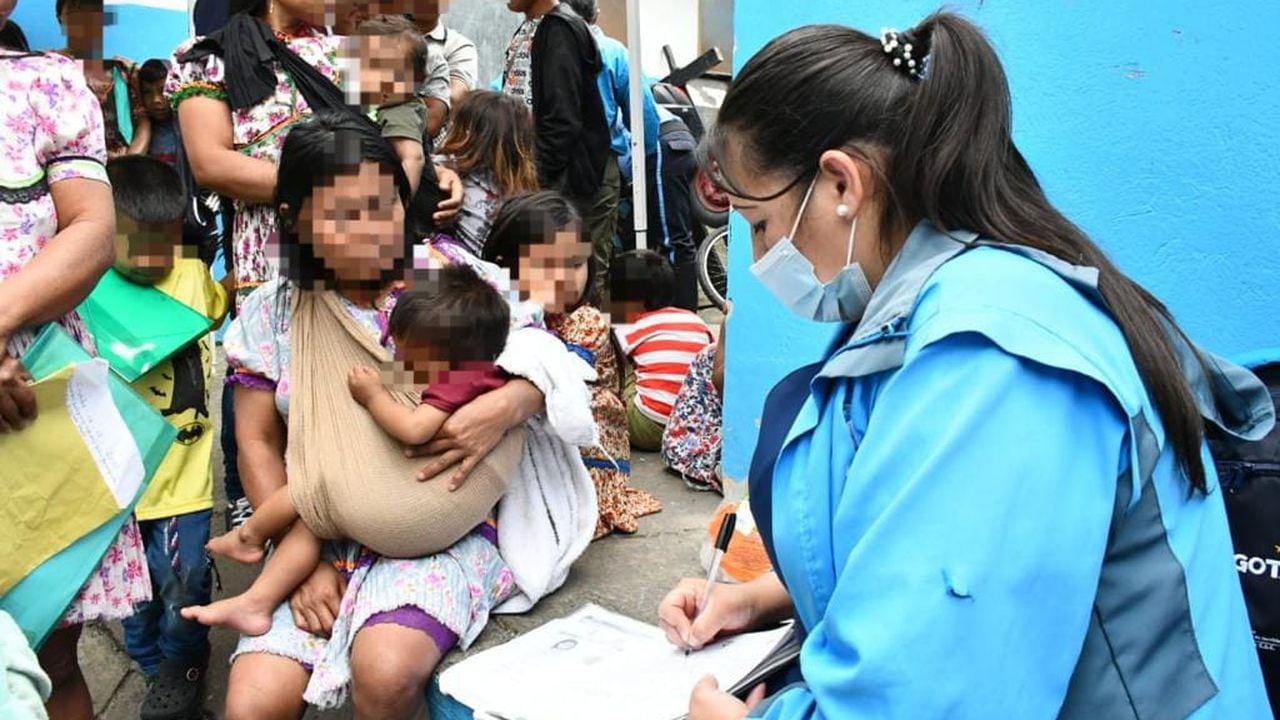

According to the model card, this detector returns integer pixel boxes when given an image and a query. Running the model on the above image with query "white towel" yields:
[493,328,600,613]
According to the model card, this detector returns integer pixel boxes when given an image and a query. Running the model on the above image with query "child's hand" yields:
[347,366,384,406]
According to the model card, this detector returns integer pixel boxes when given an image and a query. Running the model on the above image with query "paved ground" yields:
[78,340,724,719]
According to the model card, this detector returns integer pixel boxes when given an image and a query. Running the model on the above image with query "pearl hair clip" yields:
[880,28,926,80]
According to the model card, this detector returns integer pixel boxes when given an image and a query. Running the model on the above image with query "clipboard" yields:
[0,324,176,648]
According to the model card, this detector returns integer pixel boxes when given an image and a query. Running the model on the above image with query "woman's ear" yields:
[819,149,867,218]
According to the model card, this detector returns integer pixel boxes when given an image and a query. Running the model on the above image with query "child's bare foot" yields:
[181,595,274,637]
[206,528,265,565]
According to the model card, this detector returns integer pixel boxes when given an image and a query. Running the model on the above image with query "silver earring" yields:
[836,204,850,219]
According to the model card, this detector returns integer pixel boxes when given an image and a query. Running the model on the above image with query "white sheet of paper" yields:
[64,359,145,508]
[440,604,791,720]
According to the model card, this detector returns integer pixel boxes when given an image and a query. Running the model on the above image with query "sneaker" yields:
[226,496,253,532]
[140,656,207,720]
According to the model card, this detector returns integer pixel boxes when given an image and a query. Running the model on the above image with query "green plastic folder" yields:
[1,324,175,648]
[76,268,213,382]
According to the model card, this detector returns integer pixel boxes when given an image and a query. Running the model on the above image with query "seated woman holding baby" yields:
[202,111,597,719]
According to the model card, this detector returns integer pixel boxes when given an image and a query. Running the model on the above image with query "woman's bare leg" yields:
[224,652,309,720]
[40,625,92,720]
[350,623,443,720]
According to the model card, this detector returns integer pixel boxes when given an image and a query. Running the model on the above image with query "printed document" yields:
[439,604,797,720]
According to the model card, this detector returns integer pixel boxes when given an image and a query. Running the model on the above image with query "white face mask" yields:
[748,176,874,323]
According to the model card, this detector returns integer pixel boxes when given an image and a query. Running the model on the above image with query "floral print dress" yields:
[660,344,723,492]
[69,55,143,157]
[548,306,662,538]
[0,50,150,625]
[166,27,342,309]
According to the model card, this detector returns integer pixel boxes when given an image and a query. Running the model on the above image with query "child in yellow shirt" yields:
[106,156,227,720]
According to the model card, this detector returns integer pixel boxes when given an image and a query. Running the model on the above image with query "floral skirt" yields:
[58,521,152,627]
[584,386,661,538]
[661,344,723,492]
[232,530,515,710]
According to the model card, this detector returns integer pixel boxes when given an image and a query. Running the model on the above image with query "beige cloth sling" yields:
[286,289,525,559]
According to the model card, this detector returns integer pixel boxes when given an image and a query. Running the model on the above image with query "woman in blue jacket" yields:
[660,12,1275,719]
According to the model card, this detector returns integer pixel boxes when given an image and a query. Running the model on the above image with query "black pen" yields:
[686,512,736,656]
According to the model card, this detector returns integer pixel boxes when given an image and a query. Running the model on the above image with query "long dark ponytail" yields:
[712,12,1213,492]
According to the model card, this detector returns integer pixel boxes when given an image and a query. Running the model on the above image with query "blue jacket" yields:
[590,26,673,167]
[748,221,1274,719]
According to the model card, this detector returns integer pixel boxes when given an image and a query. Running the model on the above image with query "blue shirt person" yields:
[564,0,703,308]
[659,16,1274,720]
[588,22,666,173]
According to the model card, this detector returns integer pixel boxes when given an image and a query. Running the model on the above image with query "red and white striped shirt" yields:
[616,308,714,424]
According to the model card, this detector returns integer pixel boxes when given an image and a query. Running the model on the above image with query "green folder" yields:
[76,268,213,382]
[1,324,175,648]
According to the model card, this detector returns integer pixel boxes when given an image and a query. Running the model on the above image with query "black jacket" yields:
[528,4,611,198]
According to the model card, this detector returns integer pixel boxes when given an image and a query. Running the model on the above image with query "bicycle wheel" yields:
[697,228,729,312]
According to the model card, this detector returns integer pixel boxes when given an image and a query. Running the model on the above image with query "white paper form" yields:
[440,604,791,720]
[64,359,145,508]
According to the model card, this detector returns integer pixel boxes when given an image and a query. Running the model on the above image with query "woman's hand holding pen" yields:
[662,577,768,719]
[658,577,757,652]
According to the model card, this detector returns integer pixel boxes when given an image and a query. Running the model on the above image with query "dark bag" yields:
[171,118,223,268]
[1208,360,1280,716]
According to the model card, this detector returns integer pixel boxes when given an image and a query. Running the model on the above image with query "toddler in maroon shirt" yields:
[350,264,513,445]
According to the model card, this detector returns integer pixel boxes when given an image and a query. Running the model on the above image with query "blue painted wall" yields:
[722,0,1280,492]
[12,1,187,62]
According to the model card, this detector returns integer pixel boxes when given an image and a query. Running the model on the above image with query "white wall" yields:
[635,0,701,78]
[446,0,702,85]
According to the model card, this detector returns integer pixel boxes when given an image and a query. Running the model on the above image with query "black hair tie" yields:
[880,27,928,81]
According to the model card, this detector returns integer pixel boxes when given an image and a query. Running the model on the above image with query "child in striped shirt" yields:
[610,250,715,451]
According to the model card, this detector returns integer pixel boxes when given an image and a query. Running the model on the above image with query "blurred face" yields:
[140,80,171,122]
[59,4,104,57]
[332,0,365,33]
[392,337,450,386]
[608,299,646,325]
[506,0,535,14]
[342,35,416,106]
[113,215,182,285]
[401,0,442,32]
[295,161,405,286]
[518,229,591,314]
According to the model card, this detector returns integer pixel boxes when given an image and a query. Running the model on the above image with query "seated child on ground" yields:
[106,156,228,716]
[345,14,431,194]
[609,250,714,452]
[484,193,663,538]
[433,90,539,256]
[661,312,726,492]
[181,264,511,637]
